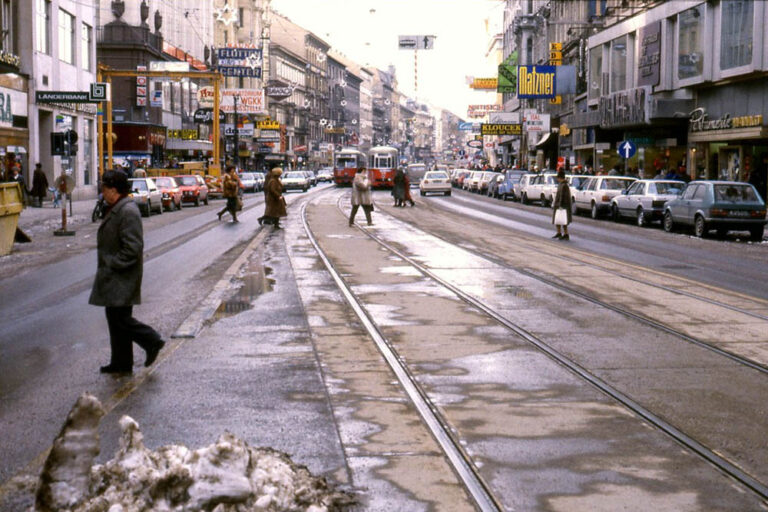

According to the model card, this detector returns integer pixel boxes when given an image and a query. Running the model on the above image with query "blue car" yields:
[497,169,527,201]
[663,181,766,240]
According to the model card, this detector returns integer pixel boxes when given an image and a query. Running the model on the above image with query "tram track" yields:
[309,191,768,504]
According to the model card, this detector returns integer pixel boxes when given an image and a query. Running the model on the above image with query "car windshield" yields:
[178,177,198,186]
[427,172,448,179]
[603,179,633,190]
[131,180,148,192]
[714,185,760,203]
[651,182,684,195]
[240,173,254,179]
[155,178,174,187]
[284,172,303,179]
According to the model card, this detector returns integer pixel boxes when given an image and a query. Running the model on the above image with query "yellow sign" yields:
[549,51,562,61]
[559,123,570,136]
[481,124,522,136]
[257,120,280,130]
[325,127,345,134]
[549,42,562,51]
[517,66,556,98]
[470,78,498,89]
[549,96,562,105]
[168,129,199,140]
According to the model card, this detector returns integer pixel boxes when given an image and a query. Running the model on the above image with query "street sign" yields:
[398,35,435,50]
[458,150,466,157]
[619,140,637,159]
[36,84,110,104]
[467,140,483,148]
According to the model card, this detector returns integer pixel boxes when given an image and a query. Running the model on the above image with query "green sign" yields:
[498,51,518,94]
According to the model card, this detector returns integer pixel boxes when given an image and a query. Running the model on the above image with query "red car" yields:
[175,174,209,206]
[154,176,183,211]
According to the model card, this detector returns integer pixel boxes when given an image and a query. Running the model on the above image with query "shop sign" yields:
[497,51,518,94]
[257,129,280,142]
[222,124,255,137]
[257,119,280,130]
[149,130,166,146]
[467,104,503,118]
[470,78,498,90]
[0,49,21,72]
[524,110,550,132]
[167,129,199,140]
[489,112,520,124]
[0,86,27,127]
[193,108,225,124]
[517,65,556,99]
[216,47,262,78]
[598,87,651,128]
[481,124,522,136]
[265,84,293,99]
[325,127,345,134]
[689,107,763,132]
[638,21,661,87]
[197,88,265,114]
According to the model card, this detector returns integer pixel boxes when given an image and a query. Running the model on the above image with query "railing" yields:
[96,24,163,52]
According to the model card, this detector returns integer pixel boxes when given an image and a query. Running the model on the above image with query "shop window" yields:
[588,46,602,101]
[720,0,753,70]
[57,8,74,65]
[678,4,704,79]
[610,36,627,93]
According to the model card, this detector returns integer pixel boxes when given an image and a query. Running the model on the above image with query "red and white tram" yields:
[333,148,367,186]
[368,146,399,188]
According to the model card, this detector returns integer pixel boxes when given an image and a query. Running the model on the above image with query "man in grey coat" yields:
[89,170,164,374]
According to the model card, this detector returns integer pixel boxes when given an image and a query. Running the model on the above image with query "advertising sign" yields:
[517,65,556,99]
[524,110,550,132]
[467,104,503,119]
[197,87,265,114]
[638,21,661,87]
[193,108,225,124]
[467,140,483,148]
[222,124,255,137]
[489,112,520,124]
[470,78,498,90]
[498,50,518,94]
[149,61,190,73]
[257,119,281,130]
[216,47,262,78]
[480,124,522,136]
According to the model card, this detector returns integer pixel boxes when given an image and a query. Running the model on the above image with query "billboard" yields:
[517,65,556,99]
[480,124,522,136]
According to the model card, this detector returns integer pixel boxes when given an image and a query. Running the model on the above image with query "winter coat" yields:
[351,172,372,206]
[552,180,572,225]
[392,169,406,201]
[223,172,239,198]
[89,197,144,307]
[264,177,287,218]
[263,171,273,200]
[31,168,49,197]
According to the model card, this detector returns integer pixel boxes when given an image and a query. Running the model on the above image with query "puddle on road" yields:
[212,260,275,321]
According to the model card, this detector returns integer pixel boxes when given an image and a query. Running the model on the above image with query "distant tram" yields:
[368,146,399,188]
[333,148,367,186]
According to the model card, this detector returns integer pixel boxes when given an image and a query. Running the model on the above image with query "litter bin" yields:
[0,182,24,255]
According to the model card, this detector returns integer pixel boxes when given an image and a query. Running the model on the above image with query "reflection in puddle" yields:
[213,262,275,321]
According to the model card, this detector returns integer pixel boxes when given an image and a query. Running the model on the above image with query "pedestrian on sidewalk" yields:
[257,168,274,225]
[392,168,406,207]
[89,169,164,374]
[349,167,373,226]
[31,163,49,207]
[551,170,572,241]
[217,165,241,223]
[263,167,286,229]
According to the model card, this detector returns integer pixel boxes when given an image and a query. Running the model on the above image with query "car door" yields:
[687,183,709,221]
[577,177,596,208]
[672,183,698,224]
[621,181,644,215]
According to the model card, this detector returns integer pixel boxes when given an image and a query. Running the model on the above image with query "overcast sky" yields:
[270,0,504,118]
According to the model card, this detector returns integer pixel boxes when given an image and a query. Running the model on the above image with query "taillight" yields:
[710,209,727,217]
[751,210,767,218]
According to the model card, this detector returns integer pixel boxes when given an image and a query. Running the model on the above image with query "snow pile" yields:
[34,393,354,512]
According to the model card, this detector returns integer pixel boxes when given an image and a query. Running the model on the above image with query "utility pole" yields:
[233,95,239,168]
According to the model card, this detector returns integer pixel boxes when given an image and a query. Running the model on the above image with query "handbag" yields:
[236,196,243,211]
[554,207,568,225]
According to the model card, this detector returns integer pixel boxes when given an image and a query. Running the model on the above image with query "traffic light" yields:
[66,129,78,155]
[51,132,65,155]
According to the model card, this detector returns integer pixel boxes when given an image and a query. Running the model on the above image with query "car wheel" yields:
[749,226,764,241]
[194,197,200,207]
[590,202,599,219]
[203,195,209,206]
[445,191,451,196]
[145,201,152,217]
[663,211,674,232]
[636,207,646,227]
[522,193,529,205]
[611,204,620,222]
[157,201,163,215]
[694,215,707,237]
[420,190,426,196]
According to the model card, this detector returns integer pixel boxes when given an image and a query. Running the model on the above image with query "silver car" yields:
[128,177,163,217]
[611,179,686,226]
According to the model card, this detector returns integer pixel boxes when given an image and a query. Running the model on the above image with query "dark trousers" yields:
[105,306,162,368]
[349,204,372,225]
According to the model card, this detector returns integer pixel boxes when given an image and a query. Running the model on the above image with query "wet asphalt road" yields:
[1,183,767,510]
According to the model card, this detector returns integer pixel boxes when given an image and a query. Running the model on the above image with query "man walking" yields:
[31,163,48,207]
[89,169,164,374]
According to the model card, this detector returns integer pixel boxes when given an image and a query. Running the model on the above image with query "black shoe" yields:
[144,339,165,367]
[217,212,223,221]
[100,364,132,374]
[273,224,281,230]
[258,217,263,226]
[551,233,562,239]
[560,234,570,241]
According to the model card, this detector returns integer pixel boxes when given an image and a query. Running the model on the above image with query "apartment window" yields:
[720,0,753,70]
[238,8,243,28]
[678,4,704,79]
[35,0,50,54]
[81,23,92,71]
[58,9,74,64]
[588,46,602,100]
[610,36,627,92]
[1,0,12,52]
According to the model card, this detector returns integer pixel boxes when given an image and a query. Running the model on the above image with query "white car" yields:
[465,171,483,192]
[128,177,163,217]
[477,171,501,195]
[316,168,333,182]
[239,172,259,192]
[513,173,537,203]
[524,173,558,206]
[573,176,637,218]
[419,171,451,196]
[281,171,311,192]
[611,179,686,226]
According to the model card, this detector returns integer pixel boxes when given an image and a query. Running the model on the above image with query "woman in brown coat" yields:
[263,167,286,229]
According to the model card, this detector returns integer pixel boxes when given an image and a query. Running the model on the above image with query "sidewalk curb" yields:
[172,226,268,338]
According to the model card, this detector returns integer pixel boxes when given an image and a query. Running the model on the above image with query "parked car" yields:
[128,177,163,217]
[513,173,537,203]
[663,181,766,240]
[572,176,637,218]
[282,171,310,192]
[487,174,505,198]
[239,172,259,192]
[465,171,483,192]
[419,170,452,196]
[452,169,471,188]
[317,167,333,182]
[567,175,590,193]
[153,176,183,211]
[478,171,501,195]
[407,163,428,186]
[203,175,223,198]
[611,179,686,226]
[524,172,558,206]
[304,170,317,186]
[175,174,209,206]
[254,172,266,190]
[497,169,527,200]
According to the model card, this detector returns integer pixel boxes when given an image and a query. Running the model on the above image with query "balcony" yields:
[97,23,163,54]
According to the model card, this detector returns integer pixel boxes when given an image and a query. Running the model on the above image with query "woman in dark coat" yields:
[258,168,275,225]
[89,169,164,373]
[263,167,287,229]
[392,168,406,207]
[551,170,572,240]
[31,163,48,207]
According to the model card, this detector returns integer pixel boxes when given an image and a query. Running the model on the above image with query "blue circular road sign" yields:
[618,140,637,159]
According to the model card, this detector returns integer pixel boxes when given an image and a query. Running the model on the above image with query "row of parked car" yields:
[127,175,211,217]
[448,168,767,241]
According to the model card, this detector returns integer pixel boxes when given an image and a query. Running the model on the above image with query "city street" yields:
[2,185,767,510]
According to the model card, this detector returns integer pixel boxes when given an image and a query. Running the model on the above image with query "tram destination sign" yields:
[481,123,522,136]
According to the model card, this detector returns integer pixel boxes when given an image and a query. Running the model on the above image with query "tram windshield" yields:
[336,156,359,168]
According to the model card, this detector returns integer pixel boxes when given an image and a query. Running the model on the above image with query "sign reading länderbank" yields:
[517,65,556,99]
